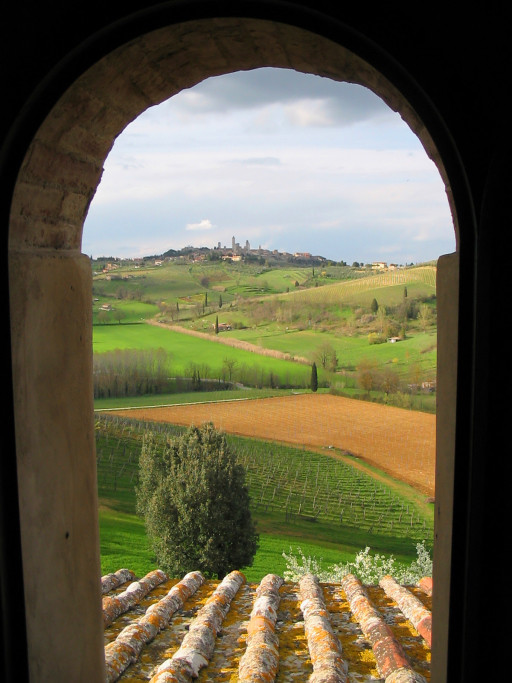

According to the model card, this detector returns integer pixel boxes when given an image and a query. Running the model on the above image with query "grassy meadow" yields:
[93,261,437,402]
[220,327,437,380]
[93,323,313,387]
[94,387,303,411]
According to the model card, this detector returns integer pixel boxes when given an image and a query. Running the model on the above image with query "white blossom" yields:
[282,541,432,585]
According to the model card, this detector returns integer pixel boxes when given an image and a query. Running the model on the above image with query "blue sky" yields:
[82,67,456,264]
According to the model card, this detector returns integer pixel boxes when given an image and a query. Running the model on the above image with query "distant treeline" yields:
[93,348,173,399]
[93,348,312,399]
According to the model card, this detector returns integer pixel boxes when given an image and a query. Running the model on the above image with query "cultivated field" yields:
[275,265,436,307]
[110,393,436,496]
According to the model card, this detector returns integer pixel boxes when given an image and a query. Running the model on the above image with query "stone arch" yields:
[8,16,462,681]
[9,18,458,253]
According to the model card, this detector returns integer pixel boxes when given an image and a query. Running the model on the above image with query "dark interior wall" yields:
[1,3,509,681]
[2,3,506,208]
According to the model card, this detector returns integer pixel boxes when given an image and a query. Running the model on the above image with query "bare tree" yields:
[418,304,432,332]
[315,342,338,372]
[222,357,238,383]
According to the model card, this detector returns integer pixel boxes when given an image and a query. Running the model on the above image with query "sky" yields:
[82,67,456,265]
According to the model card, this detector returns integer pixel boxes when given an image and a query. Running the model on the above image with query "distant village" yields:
[94,235,403,272]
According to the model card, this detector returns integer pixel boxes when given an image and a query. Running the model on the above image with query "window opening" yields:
[86,67,455,678]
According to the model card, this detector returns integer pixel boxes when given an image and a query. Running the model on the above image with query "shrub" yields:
[282,541,432,585]
[368,332,386,345]
[136,423,259,579]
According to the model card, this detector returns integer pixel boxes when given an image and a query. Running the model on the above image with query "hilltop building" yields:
[211,236,327,263]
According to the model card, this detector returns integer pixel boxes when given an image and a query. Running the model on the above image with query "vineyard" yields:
[276,265,437,307]
[96,412,434,545]
[107,394,436,495]
[239,442,431,540]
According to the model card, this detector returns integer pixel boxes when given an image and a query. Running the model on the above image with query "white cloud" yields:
[285,99,334,127]
[185,219,215,231]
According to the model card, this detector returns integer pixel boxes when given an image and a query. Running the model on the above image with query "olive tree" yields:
[136,423,258,579]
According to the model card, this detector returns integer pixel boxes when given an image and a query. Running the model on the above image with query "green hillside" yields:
[92,259,437,411]
[93,324,312,388]
[92,258,438,579]
[274,265,436,307]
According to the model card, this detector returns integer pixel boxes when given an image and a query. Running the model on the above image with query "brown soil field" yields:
[109,393,435,496]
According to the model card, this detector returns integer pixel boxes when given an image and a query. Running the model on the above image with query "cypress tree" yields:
[310,362,318,392]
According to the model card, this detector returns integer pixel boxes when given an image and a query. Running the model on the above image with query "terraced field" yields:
[276,266,436,307]
[102,568,432,682]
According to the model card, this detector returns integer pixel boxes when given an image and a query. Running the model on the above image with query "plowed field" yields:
[110,393,435,496]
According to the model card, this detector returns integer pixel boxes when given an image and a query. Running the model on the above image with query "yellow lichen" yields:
[366,586,430,681]
[324,585,379,679]
[107,577,431,682]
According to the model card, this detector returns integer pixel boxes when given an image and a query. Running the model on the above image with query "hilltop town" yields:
[93,235,405,271]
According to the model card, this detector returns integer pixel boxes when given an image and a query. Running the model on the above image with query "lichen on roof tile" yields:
[102,570,432,682]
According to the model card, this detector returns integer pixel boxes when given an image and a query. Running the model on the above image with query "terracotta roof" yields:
[102,569,432,682]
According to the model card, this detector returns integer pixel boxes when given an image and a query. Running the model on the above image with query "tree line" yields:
[93,348,172,398]
[93,348,314,399]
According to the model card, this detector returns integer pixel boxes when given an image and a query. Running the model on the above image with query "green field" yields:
[93,323,313,387]
[92,260,438,410]
[94,261,208,301]
[275,266,436,307]
[220,327,436,379]
[94,387,305,411]
[97,506,363,582]
[93,299,160,325]
[96,413,433,581]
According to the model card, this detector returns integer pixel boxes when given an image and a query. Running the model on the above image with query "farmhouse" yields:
[215,322,232,331]
[103,262,120,272]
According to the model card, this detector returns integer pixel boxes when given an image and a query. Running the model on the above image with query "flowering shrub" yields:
[282,541,432,585]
